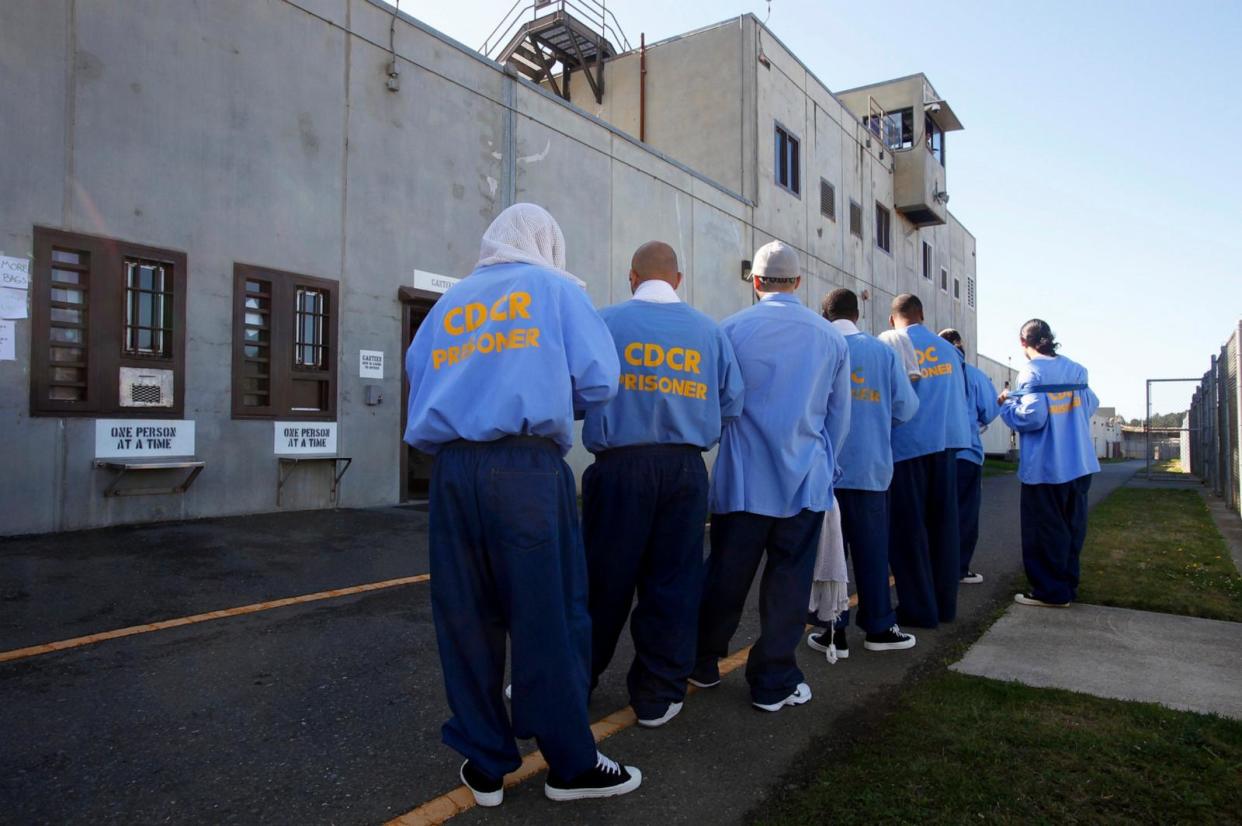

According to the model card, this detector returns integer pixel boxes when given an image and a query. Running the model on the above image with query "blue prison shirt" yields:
[709,293,852,518]
[583,300,744,452]
[1000,354,1101,485]
[959,363,1002,466]
[889,324,973,462]
[835,330,920,491]
[403,262,620,455]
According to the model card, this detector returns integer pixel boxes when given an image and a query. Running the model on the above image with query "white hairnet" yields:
[475,203,585,287]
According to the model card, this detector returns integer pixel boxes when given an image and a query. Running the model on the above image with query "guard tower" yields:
[481,0,631,104]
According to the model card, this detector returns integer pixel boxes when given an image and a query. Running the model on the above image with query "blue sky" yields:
[409,0,1242,419]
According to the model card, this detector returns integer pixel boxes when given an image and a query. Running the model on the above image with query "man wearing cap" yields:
[405,204,642,806]
[939,328,1001,584]
[806,288,920,659]
[582,241,744,729]
[692,240,851,712]
[883,294,973,629]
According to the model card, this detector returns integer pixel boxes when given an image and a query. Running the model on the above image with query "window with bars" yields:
[922,241,933,280]
[30,227,186,416]
[232,264,337,419]
[819,179,835,220]
[849,200,863,238]
[774,123,800,196]
[967,276,976,309]
[875,203,892,253]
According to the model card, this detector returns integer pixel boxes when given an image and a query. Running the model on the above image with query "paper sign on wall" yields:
[0,256,30,289]
[0,320,14,361]
[359,350,384,379]
[413,269,460,295]
[0,287,26,319]
[275,422,338,455]
[95,420,196,459]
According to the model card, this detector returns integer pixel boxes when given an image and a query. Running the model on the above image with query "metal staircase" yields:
[482,0,631,104]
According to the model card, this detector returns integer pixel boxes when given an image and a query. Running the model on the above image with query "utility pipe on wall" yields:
[639,33,647,142]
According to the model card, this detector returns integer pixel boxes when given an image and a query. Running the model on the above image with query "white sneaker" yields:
[544,751,642,801]
[960,571,984,584]
[459,760,504,807]
[752,682,812,712]
[687,676,720,689]
[504,683,511,700]
[1014,592,1069,608]
[636,702,683,728]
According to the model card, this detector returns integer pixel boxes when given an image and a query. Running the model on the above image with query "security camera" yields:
[926,102,942,113]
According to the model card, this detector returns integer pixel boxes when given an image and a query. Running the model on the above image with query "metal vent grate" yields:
[131,384,162,404]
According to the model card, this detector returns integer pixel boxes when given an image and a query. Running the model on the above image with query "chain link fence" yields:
[1187,320,1242,514]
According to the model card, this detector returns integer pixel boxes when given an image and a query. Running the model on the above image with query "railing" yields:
[480,0,632,60]
[863,96,903,152]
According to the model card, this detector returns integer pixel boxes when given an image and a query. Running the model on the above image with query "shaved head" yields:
[628,241,682,294]
[631,241,679,282]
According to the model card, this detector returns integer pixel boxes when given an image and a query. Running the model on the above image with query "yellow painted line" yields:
[0,574,431,665]
[388,583,891,826]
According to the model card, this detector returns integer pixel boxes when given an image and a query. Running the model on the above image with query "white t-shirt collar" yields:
[831,319,861,336]
[632,279,681,304]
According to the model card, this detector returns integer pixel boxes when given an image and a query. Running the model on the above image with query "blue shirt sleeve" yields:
[717,330,745,422]
[1001,391,1048,433]
[559,284,620,416]
[974,370,1002,427]
[889,348,919,425]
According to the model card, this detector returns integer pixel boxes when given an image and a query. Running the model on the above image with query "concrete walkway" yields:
[953,602,1242,720]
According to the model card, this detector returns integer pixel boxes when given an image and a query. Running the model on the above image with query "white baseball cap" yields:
[752,241,800,280]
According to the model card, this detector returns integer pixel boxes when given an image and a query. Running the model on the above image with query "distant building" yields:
[1091,406,1124,459]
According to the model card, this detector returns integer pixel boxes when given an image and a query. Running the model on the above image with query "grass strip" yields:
[1078,488,1242,621]
[757,671,1242,825]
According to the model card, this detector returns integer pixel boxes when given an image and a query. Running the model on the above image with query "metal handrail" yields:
[480,0,631,59]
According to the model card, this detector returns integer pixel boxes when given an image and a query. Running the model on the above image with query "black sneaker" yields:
[863,625,917,651]
[806,628,849,659]
[544,751,642,801]
[1014,592,1069,608]
[460,759,503,807]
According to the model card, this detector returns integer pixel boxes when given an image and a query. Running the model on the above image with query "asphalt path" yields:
[0,462,1141,824]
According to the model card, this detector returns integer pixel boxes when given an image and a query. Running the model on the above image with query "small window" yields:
[926,114,946,167]
[820,179,835,220]
[849,200,863,238]
[875,204,892,253]
[232,264,338,419]
[31,227,187,416]
[940,267,949,293]
[774,123,800,196]
[967,277,976,309]
[953,276,961,301]
[922,241,933,280]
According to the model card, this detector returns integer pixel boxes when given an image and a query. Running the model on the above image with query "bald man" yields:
[582,241,744,728]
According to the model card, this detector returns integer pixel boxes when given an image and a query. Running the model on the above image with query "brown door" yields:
[399,289,439,501]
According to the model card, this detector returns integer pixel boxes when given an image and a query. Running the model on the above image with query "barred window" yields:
[232,265,337,419]
[31,228,186,416]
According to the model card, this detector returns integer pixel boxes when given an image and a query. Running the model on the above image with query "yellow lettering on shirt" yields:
[432,291,542,370]
[917,346,940,365]
[618,371,707,400]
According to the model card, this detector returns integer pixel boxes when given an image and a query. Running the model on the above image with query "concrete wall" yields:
[0,0,764,535]
[977,354,1017,457]
[0,3,983,535]
[565,16,978,357]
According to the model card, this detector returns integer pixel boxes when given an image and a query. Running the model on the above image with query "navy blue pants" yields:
[836,489,897,634]
[956,458,983,577]
[583,444,708,720]
[889,449,960,628]
[1021,475,1093,604]
[428,437,596,781]
[695,509,822,705]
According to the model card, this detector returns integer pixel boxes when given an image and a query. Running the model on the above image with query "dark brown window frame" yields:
[30,226,187,418]
[231,263,338,421]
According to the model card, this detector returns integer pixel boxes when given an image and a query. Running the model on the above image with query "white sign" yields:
[414,269,460,295]
[0,320,13,361]
[0,287,26,319]
[95,419,196,459]
[359,349,384,379]
[275,421,338,455]
[0,256,30,289]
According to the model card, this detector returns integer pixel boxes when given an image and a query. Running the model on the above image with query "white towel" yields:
[879,329,922,381]
[808,496,850,625]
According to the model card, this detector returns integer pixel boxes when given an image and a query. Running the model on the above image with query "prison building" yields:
[0,1,979,535]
